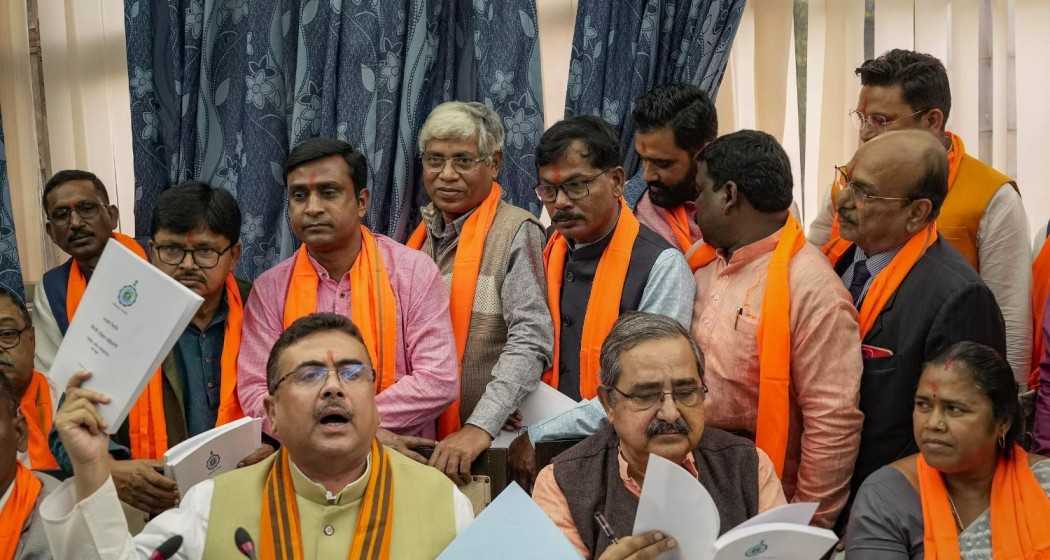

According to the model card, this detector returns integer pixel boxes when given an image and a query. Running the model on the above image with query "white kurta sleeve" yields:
[40,476,214,560]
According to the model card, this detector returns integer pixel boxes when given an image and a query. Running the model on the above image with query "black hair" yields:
[150,182,241,244]
[856,49,952,125]
[696,130,793,213]
[536,115,622,171]
[925,341,1023,458]
[0,371,18,417]
[266,313,366,393]
[632,84,718,152]
[0,285,30,327]
[42,169,110,213]
[284,138,369,195]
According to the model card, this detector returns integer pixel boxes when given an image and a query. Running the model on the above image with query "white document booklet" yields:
[48,239,203,432]
[163,417,263,493]
[490,383,578,448]
[634,454,838,560]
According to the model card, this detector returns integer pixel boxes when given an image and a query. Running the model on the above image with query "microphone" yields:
[149,535,183,560]
[235,527,258,560]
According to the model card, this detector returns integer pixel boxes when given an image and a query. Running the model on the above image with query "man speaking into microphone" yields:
[38,313,474,558]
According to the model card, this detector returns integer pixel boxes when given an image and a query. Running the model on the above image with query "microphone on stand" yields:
[235,527,258,560]
[149,535,183,560]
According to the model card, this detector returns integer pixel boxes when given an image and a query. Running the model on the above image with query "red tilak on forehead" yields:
[325,349,336,367]
[550,166,562,184]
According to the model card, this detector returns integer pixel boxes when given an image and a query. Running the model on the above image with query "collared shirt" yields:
[809,181,1032,382]
[38,456,474,559]
[840,246,899,305]
[531,227,865,527]
[421,205,554,437]
[532,448,787,558]
[174,298,228,436]
[237,233,459,438]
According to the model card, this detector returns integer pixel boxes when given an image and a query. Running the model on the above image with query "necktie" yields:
[848,259,871,305]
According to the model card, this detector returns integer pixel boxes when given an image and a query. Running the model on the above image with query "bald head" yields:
[852,130,948,219]
[837,130,948,255]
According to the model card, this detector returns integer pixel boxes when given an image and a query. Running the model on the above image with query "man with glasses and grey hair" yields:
[532,312,785,560]
[406,101,553,485]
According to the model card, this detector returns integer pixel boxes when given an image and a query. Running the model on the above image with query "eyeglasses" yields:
[270,362,375,393]
[608,384,708,412]
[153,242,235,269]
[849,109,927,131]
[48,201,102,226]
[534,168,616,203]
[0,324,29,351]
[834,166,914,205]
[420,153,491,174]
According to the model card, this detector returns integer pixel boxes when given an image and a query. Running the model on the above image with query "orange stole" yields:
[1032,239,1050,388]
[19,371,57,470]
[215,274,246,425]
[542,199,639,399]
[666,205,696,254]
[283,228,398,392]
[259,440,394,560]
[690,216,807,476]
[917,448,1050,559]
[406,184,502,438]
[66,232,168,459]
[0,463,42,559]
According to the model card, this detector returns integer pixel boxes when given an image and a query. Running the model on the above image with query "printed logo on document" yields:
[206,450,222,473]
[117,281,139,307]
[745,539,768,557]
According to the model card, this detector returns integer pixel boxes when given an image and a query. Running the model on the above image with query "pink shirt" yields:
[532,449,786,558]
[691,228,864,527]
[634,190,701,249]
[237,233,458,438]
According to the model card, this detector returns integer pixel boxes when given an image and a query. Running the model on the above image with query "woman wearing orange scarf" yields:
[846,341,1050,559]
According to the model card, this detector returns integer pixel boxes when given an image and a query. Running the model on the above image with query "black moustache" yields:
[646,418,689,438]
[551,212,583,222]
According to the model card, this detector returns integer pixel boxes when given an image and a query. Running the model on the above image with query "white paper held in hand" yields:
[490,383,578,448]
[164,417,262,494]
[633,453,836,560]
[48,239,204,432]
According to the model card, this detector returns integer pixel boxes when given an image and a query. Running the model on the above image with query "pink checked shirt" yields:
[692,228,864,527]
[237,233,458,438]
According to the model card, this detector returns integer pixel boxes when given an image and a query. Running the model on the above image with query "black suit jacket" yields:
[836,237,1006,494]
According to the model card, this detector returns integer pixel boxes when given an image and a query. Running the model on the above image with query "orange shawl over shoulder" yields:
[918,447,1050,559]
[542,199,639,399]
[19,371,57,470]
[690,215,806,476]
[283,227,398,393]
[0,463,42,559]
[406,183,502,438]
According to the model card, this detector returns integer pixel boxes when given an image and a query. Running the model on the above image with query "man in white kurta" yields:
[40,313,473,559]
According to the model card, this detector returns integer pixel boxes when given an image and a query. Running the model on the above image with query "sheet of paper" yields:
[437,482,580,559]
[490,384,578,448]
[48,239,203,431]
[633,453,719,560]
[714,524,838,560]
[724,502,818,534]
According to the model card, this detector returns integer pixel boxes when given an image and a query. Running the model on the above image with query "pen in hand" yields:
[594,511,619,544]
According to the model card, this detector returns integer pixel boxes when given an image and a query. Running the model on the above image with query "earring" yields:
[997,432,1007,449]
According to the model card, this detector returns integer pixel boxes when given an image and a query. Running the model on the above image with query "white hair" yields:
[418,101,505,158]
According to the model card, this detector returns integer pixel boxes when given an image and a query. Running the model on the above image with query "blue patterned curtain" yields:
[565,0,745,205]
[0,113,25,299]
[125,0,545,279]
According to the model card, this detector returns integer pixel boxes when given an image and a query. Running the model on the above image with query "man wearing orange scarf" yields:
[42,313,473,559]
[45,182,259,516]
[809,49,1032,385]
[0,286,57,472]
[828,130,1006,523]
[537,116,694,402]
[630,84,713,252]
[238,138,458,445]
[0,373,59,559]
[528,131,864,528]
[408,102,553,484]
